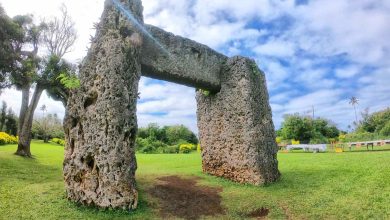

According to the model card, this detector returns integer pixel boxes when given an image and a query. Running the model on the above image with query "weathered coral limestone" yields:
[64,0,280,210]
[197,57,280,185]
[63,0,142,209]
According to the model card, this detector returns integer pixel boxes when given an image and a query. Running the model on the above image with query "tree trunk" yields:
[18,85,30,134]
[15,86,44,157]
[43,135,49,143]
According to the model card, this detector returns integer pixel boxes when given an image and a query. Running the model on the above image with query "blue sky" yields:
[1,0,390,133]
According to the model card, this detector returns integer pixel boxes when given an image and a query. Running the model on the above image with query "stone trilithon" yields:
[63,0,280,210]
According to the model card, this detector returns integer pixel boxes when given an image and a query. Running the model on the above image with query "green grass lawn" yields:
[1,141,390,219]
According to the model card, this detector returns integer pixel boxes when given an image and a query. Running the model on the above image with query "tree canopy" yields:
[358,108,390,136]
[136,123,198,153]
[0,4,24,89]
[277,114,340,144]
[0,5,78,157]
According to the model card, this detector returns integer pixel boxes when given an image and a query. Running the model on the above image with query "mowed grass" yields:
[1,141,390,219]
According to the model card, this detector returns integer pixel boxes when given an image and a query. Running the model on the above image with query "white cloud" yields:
[0,88,65,119]
[1,0,104,63]
[1,0,389,133]
[293,0,390,66]
[335,66,360,79]
[259,59,290,89]
[254,40,295,57]
[284,89,343,113]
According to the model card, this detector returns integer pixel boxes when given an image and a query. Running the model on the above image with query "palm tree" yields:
[40,104,48,142]
[349,96,359,125]
[40,104,47,118]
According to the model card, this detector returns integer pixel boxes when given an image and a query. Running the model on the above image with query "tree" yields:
[0,101,6,130]
[6,6,77,157]
[32,113,64,140]
[0,4,24,89]
[39,104,49,142]
[135,123,198,153]
[279,114,311,142]
[41,4,77,58]
[165,125,198,145]
[358,107,390,136]
[349,96,359,125]
[380,121,390,136]
[5,109,17,136]
[279,113,340,143]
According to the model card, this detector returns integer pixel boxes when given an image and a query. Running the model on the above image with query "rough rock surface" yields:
[64,0,280,211]
[196,56,280,185]
[63,0,143,209]
[141,24,227,92]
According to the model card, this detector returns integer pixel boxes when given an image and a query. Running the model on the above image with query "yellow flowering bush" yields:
[51,138,65,146]
[179,143,194,154]
[291,139,300,145]
[197,144,201,153]
[0,132,18,145]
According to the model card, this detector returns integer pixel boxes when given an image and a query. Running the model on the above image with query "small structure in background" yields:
[286,144,327,153]
[347,140,390,151]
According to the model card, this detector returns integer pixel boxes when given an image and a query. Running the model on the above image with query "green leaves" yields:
[56,72,80,89]
[279,113,340,143]
[199,89,210,96]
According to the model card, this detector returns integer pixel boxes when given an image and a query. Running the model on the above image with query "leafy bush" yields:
[344,132,384,142]
[380,120,390,136]
[291,139,300,145]
[32,114,64,141]
[338,134,347,143]
[0,132,18,145]
[309,136,328,144]
[359,108,390,134]
[137,123,198,146]
[135,123,199,154]
[51,138,65,146]
[278,114,340,143]
[136,137,168,154]
[163,145,179,154]
[179,144,193,154]
[309,131,328,144]
[197,144,201,153]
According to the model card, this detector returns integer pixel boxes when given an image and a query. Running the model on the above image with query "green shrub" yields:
[163,145,179,154]
[309,131,328,144]
[136,137,169,154]
[51,138,65,146]
[0,132,18,145]
[380,121,390,136]
[344,132,384,142]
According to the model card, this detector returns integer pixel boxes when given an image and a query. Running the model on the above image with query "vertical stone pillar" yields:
[196,56,280,185]
[63,0,143,209]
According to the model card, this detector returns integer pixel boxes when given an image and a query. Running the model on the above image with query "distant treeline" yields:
[276,114,340,144]
[344,107,390,142]
[276,107,390,144]
[136,123,198,154]
[0,101,17,136]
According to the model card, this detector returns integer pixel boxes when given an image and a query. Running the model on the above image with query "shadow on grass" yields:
[63,194,153,219]
[0,154,59,184]
[0,150,155,219]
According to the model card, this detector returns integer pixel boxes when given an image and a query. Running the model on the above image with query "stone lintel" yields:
[141,24,227,92]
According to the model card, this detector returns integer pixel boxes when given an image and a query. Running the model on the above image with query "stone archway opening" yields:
[63,0,280,210]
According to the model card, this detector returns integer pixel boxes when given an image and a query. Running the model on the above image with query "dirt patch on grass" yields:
[246,207,269,219]
[148,175,225,220]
